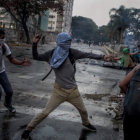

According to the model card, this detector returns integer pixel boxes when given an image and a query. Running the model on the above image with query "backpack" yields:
[1,44,6,55]
[42,48,75,81]
[124,69,140,116]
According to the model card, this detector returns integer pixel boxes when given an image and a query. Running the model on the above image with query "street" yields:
[0,43,125,140]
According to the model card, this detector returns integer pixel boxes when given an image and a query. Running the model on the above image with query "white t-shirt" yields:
[0,43,11,73]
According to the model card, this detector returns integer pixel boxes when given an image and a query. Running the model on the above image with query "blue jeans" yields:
[0,71,13,107]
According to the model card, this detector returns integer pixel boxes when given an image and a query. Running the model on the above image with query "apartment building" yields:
[0,0,74,42]
[47,10,57,32]
[0,8,16,29]
[40,0,74,33]
[62,0,74,33]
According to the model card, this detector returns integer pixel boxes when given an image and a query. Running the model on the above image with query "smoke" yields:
[123,29,138,52]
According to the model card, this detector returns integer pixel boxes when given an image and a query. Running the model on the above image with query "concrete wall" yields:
[62,0,74,33]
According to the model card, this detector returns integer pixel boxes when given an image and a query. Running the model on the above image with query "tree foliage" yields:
[0,0,65,43]
[71,16,111,44]
[98,25,110,43]
[108,6,140,43]
[71,16,99,43]
[71,6,140,45]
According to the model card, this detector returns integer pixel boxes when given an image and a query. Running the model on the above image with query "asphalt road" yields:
[0,43,125,140]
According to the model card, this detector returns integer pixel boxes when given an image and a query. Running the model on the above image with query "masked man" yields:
[22,32,110,139]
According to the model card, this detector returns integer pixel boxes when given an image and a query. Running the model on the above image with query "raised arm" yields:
[32,35,50,62]
[71,48,109,61]
[3,43,31,66]
[113,56,121,61]
[119,64,140,93]
[130,51,140,56]
[7,55,31,66]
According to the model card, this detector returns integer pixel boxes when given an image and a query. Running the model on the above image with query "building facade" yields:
[39,0,74,42]
[40,0,74,33]
[62,0,74,33]
[0,0,74,42]
[0,8,16,29]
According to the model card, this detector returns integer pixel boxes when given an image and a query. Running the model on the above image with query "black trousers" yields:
[123,115,140,140]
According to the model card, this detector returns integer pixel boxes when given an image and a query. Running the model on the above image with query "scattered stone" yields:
[84,93,110,101]
[89,115,92,119]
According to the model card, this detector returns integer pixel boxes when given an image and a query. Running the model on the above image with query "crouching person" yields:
[119,64,140,140]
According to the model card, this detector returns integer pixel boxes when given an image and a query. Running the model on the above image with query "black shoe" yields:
[83,123,97,132]
[4,104,16,113]
[21,130,30,140]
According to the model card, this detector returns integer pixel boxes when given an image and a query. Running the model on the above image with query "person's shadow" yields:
[79,128,94,140]
[1,111,16,140]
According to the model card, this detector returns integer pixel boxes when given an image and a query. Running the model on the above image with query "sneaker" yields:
[4,104,16,113]
[21,130,30,140]
[83,123,97,132]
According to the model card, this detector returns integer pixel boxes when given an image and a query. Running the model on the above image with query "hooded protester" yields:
[0,29,31,113]
[120,48,133,68]
[21,32,110,139]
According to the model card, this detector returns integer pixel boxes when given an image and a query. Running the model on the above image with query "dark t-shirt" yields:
[32,43,104,89]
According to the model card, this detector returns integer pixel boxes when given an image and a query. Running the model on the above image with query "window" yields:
[49,15,55,18]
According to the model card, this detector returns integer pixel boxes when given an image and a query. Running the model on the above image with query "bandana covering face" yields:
[50,32,72,68]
